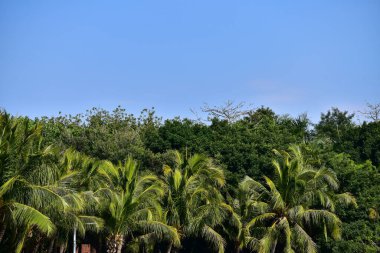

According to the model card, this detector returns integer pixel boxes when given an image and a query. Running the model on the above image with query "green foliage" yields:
[100,157,179,253]
[1,104,379,253]
[40,107,145,163]
[161,151,227,252]
[325,153,380,252]
[228,146,355,253]
[0,112,60,252]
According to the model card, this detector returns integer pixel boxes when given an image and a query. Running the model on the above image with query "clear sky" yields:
[1,0,379,123]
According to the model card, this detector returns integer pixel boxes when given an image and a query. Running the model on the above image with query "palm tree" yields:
[236,145,357,253]
[161,151,228,253]
[222,177,266,253]
[0,114,103,253]
[100,157,180,253]
[0,113,63,251]
[42,149,105,253]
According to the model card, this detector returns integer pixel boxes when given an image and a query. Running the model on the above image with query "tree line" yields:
[0,104,379,252]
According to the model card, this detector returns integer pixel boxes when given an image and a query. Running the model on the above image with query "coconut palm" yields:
[41,149,105,253]
[222,177,266,253]
[237,145,357,253]
[44,190,104,253]
[161,151,228,253]
[0,114,102,253]
[100,157,180,253]
[0,113,64,251]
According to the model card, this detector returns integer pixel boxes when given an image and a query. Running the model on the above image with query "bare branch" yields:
[201,100,253,123]
[358,102,380,122]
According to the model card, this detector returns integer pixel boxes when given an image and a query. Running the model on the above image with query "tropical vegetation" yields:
[0,103,379,252]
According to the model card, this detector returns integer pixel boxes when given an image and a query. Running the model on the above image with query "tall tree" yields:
[239,145,357,252]
[100,157,180,253]
[41,149,105,253]
[315,108,356,154]
[222,176,266,253]
[0,113,62,252]
[161,151,228,253]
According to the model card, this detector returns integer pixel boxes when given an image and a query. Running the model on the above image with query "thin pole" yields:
[73,226,77,253]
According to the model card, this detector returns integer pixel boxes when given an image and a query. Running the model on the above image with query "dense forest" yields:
[0,104,379,253]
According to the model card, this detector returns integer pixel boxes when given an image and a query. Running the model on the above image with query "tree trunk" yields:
[166,242,172,253]
[117,241,123,253]
[59,244,66,253]
[99,235,103,253]
[0,224,6,243]
[32,233,43,253]
[32,240,41,253]
[48,238,55,253]
[107,234,124,253]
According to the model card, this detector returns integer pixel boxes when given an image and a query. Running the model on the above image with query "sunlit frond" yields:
[137,220,180,247]
[246,213,276,230]
[11,202,56,236]
[292,224,317,253]
[264,176,285,211]
[302,209,342,240]
[336,192,357,208]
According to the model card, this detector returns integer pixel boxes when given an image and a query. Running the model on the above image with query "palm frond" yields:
[201,225,225,253]
[264,176,285,211]
[0,176,22,197]
[11,202,56,236]
[259,223,279,253]
[336,192,357,208]
[246,213,277,230]
[302,209,342,240]
[137,220,181,247]
[292,223,317,253]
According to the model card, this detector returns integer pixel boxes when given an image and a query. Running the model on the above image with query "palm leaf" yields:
[201,225,226,253]
[11,202,56,236]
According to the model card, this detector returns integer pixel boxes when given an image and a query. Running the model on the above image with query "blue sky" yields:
[1,0,379,123]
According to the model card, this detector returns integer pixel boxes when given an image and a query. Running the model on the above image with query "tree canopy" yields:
[0,104,379,252]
